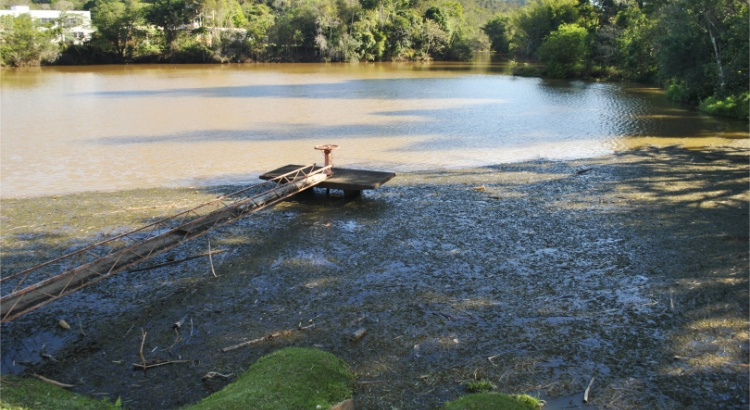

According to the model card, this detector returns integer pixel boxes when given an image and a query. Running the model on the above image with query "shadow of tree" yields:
[596,146,749,408]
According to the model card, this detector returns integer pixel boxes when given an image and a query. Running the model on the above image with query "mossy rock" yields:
[0,375,121,410]
[186,347,354,410]
[442,392,542,410]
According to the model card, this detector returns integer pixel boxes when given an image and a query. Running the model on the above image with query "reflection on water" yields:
[1,62,747,198]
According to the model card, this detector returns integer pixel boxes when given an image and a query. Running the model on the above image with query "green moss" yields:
[185,348,354,410]
[0,375,121,410]
[442,393,542,410]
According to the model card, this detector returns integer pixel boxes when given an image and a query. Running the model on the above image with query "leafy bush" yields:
[699,93,750,120]
[168,40,217,63]
[537,23,588,78]
[665,79,701,104]
[0,15,59,66]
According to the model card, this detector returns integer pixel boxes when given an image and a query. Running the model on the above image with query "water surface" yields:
[1,62,746,198]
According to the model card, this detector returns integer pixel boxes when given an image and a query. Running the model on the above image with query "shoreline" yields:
[1,145,748,409]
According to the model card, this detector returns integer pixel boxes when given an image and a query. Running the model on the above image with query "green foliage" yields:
[665,79,693,103]
[511,0,580,57]
[482,13,510,53]
[186,347,354,410]
[91,0,145,59]
[145,0,196,50]
[0,14,59,66]
[442,393,543,410]
[699,93,750,120]
[168,35,216,62]
[0,375,121,409]
[654,0,749,105]
[443,33,474,60]
[612,5,657,82]
[537,22,588,78]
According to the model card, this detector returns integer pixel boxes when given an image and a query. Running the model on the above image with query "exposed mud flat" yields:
[1,146,748,409]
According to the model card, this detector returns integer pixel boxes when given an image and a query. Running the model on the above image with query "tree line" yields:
[482,0,748,119]
[0,0,747,119]
[0,0,517,64]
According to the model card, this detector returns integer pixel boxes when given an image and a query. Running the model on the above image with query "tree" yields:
[0,14,59,66]
[242,2,274,59]
[482,13,510,53]
[613,4,657,82]
[537,22,588,77]
[92,0,145,58]
[655,0,748,104]
[511,0,580,57]
[146,0,198,50]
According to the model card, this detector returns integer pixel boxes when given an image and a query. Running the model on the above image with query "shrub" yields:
[0,14,60,66]
[537,23,588,78]
[699,93,750,120]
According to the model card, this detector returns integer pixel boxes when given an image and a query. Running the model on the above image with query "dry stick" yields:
[139,329,148,374]
[221,323,317,353]
[584,377,596,403]
[202,371,234,380]
[132,360,188,370]
[123,323,135,338]
[31,373,74,389]
[208,241,217,278]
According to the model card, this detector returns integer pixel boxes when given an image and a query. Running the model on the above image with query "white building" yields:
[0,5,95,44]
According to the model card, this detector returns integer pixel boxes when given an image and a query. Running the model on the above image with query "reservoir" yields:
[1,61,747,198]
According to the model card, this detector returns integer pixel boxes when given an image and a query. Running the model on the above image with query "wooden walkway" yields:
[260,165,396,197]
[0,165,330,322]
[1,162,396,322]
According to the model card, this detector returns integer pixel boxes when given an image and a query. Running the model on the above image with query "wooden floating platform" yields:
[261,165,395,196]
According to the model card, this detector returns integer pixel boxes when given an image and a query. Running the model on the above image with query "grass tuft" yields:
[442,392,543,410]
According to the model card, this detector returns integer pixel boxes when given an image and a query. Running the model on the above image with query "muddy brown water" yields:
[2,62,748,199]
[1,146,747,409]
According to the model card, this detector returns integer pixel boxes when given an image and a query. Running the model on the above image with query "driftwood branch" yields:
[208,241,218,277]
[584,376,596,403]
[221,322,317,353]
[202,371,235,380]
[32,373,74,389]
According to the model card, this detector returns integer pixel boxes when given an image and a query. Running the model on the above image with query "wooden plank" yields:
[260,165,395,191]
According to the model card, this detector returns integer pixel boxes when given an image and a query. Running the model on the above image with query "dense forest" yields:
[0,0,747,118]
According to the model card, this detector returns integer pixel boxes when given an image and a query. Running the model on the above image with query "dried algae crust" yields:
[1,146,748,409]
